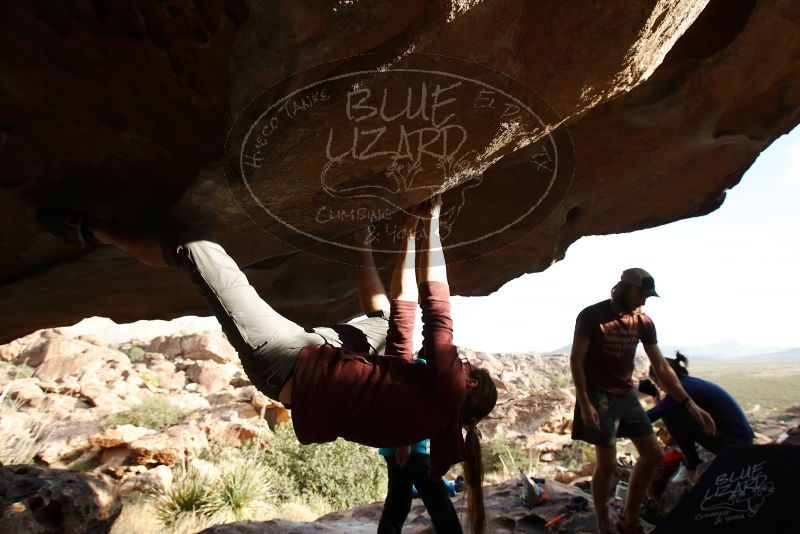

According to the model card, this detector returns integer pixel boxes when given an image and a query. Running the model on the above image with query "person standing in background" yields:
[569,268,716,534]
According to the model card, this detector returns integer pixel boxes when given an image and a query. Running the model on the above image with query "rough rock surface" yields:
[0,464,121,534]
[2,0,799,341]
[128,424,210,466]
[198,478,597,533]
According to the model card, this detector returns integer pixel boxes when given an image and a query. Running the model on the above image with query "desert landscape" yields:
[1,317,797,533]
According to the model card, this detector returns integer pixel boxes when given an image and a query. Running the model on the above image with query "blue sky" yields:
[449,125,800,352]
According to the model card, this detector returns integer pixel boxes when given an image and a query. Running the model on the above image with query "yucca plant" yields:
[155,464,212,528]
[202,457,271,522]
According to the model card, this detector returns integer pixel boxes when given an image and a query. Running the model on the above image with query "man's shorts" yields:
[572,388,654,446]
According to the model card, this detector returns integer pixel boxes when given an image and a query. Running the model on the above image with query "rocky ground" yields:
[1,318,797,533]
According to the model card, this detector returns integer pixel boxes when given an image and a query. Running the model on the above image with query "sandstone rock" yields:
[37,419,102,466]
[78,380,124,411]
[129,424,209,466]
[36,379,81,396]
[36,393,92,420]
[146,332,238,363]
[16,337,90,368]
[0,329,52,363]
[143,335,183,358]
[239,386,292,429]
[554,469,579,484]
[2,0,797,343]
[203,420,265,447]
[160,393,211,414]
[230,372,252,388]
[479,387,576,449]
[118,465,174,498]
[5,378,45,407]
[34,341,131,384]
[89,424,154,449]
[0,464,121,534]
[185,360,239,392]
[205,391,237,405]
[197,403,268,446]
[181,332,239,363]
[97,446,133,469]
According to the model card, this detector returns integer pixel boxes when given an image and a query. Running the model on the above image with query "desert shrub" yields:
[205,457,271,521]
[105,396,188,431]
[263,422,387,511]
[156,453,271,529]
[136,369,163,389]
[549,376,571,389]
[556,439,596,469]
[0,361,35,382]
[482,439,531,476]
[126,345,146,364]
[0,390,53,464]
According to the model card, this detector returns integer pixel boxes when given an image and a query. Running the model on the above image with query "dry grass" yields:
[0,386,54,464]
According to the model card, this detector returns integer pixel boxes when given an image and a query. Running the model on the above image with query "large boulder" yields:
[0,464,121,534]
[0,0,799,339]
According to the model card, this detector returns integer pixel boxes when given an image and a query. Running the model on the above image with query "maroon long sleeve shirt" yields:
[290,281,467,478]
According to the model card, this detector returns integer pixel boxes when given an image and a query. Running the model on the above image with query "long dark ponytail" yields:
[460,367,498,534]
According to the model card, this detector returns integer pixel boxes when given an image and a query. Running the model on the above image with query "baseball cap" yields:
[620,268,659,298]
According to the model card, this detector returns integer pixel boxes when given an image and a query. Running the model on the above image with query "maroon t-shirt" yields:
[290,281,467,478]
[575,299,657,396]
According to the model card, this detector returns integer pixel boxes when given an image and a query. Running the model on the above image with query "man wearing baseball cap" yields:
[569,268,715,534]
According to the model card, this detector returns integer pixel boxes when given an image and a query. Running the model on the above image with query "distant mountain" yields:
[657,340,789,359]
[545,340,800,361]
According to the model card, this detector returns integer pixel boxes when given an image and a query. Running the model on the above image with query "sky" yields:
[449,125,800,353]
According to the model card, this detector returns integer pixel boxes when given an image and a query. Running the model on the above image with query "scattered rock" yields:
[197,403,268,447]
[4,378,46,407]
[169,393,211,413]
[97,446,133,469]
[129,424,209,466]
[230,372,252,388]
[89,424,155,449]
[34,342,132,384]
[185,360,239,392]
[146,332,238,364]
[37,419,102,466]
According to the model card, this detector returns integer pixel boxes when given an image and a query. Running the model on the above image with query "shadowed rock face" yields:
[0,465,121,533]
[1,0,799,342]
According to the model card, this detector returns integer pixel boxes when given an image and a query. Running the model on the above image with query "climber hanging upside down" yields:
[37,195,497,534]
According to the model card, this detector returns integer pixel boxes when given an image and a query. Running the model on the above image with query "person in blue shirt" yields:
[377,356,463,534]
[644,351,754,480]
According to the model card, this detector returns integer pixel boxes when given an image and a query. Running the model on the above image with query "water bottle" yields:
[612,481,629,513]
